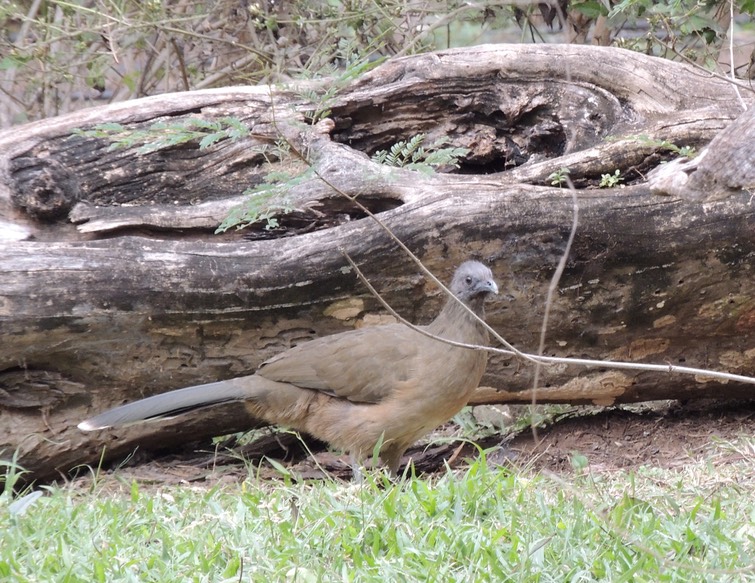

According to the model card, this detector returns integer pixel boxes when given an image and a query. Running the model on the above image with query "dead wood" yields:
[1,44,753,481]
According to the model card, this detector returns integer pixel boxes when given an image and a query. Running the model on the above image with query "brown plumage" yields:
[78,261,498,474]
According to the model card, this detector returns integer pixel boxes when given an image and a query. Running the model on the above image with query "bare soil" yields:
[68,399,755,488]
[502,399,755,474]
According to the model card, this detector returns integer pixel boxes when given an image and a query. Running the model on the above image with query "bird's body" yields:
[79,261,497,474]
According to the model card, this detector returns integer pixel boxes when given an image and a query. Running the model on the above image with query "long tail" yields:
[77,375,258,431]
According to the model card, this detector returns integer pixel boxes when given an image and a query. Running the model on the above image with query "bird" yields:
[78,260,498,475]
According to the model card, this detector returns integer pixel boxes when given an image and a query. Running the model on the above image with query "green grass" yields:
[2,439,755,582]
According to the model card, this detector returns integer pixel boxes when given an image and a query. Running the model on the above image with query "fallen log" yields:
[1,44,753,480]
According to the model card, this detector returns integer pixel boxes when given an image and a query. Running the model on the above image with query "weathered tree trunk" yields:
[1,44,753,480]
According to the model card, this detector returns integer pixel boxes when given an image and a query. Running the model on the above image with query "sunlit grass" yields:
[2,436,755,582]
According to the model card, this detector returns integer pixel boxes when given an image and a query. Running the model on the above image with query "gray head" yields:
[450,261,498,304]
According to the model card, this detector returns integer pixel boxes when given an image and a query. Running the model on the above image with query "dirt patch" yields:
[66,401,755,487]
[503,400,755,474]
[67,400,755,490]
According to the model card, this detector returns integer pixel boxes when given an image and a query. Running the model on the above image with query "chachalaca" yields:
[78,261,498,474]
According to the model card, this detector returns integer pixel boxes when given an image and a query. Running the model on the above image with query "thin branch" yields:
[344,247,755,388]
[270,112,540,366]
[531,177,578,423]
[653,36,753,106]
[728,0,748,110]
[170,37,190,92]
[264,93,755,389]
[342,252,489,353]
[525,354,755,386]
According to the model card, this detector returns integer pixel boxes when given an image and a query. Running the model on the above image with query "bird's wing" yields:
[257,324,422,404]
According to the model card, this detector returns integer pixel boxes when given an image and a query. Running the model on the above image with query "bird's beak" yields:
[478,279,499,295]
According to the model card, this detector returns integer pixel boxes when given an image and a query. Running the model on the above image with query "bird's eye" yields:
[465,276,473,285]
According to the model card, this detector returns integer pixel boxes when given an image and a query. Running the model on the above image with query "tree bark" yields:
[1,44,753,480]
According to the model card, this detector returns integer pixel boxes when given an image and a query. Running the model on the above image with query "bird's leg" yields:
[381,445,405,478]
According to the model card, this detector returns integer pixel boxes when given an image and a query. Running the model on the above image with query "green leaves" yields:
[572,0,610,19]
[372,134,469,174]
[599,169,624,188]
[73,117,250,154]
[548,167,571,187]
[74,115,303,233]
[4,437,755,581]
[634,135,697,158]
[215,167,309,234]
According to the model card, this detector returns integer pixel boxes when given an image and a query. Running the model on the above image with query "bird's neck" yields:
[427,295,488,344]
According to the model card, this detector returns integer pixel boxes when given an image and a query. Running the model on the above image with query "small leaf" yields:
[8,491,43,516]
[94,122,126,132]
[266,457,292,477]
[199,133,224,149]
[572,0,608,18]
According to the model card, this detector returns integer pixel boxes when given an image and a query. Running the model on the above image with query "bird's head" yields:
[450,261,498,304]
